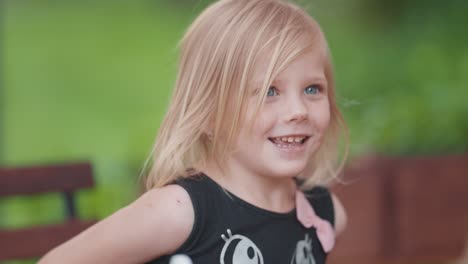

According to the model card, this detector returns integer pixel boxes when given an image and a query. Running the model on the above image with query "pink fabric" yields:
[295,190,335,253]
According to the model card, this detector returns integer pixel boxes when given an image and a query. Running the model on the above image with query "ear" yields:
[202,118,215,139]
[206,132,213,140]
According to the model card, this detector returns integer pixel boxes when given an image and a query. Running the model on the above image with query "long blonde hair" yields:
[143,0,348,190]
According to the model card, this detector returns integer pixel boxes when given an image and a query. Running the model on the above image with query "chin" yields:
[269,164,307,179]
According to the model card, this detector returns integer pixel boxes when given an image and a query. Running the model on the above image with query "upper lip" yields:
[268,134,311,138]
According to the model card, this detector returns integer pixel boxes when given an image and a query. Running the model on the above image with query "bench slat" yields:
[0,162,94,197]
[0,220,96,260]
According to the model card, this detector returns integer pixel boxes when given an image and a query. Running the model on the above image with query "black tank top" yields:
[146,173,335,264]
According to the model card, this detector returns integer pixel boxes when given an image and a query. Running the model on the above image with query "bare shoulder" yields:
[330,192,347,236]
[38,184,194,264]
[132,184,195,247]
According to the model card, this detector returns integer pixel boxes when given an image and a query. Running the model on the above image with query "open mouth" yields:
[268,136,310,147]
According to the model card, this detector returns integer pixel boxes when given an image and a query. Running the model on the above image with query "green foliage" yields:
[314,1,468,156]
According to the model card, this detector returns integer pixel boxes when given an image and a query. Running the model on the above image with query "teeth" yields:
[273,136,306,143]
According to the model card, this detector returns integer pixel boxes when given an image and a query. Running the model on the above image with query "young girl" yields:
[39,0,348,263]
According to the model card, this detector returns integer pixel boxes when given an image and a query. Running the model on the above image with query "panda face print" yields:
[220,229,264,264]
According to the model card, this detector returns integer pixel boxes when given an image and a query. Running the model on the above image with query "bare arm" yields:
[331,193,347,236]
[38,184,194,264]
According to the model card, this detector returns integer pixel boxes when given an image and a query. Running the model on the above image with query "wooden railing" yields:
[329,154,468,264]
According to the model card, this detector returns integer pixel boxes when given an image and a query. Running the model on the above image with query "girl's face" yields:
[229,48,330,181]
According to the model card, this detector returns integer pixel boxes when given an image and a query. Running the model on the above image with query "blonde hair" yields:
[142,0,349,191]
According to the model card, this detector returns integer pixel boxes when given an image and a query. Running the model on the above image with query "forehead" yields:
[275,50,327,83]
[252,38,328,87]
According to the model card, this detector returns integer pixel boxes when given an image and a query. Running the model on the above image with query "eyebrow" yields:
[272,77,328,86]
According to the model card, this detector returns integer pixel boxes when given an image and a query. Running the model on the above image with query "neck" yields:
[201,159,297,213]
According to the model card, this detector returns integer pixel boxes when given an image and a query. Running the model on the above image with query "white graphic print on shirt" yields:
[219,230,316,264]
[291,234,316,264]
[220,229,264,264]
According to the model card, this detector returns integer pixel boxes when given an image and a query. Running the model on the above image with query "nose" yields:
[284,96,307,123]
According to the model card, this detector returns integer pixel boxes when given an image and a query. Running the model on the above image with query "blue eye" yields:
[304,85,320,95]
[267,86,278,96]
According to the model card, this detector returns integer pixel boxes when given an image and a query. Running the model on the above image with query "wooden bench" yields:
[0,162,97,261]
[328,154,468,264]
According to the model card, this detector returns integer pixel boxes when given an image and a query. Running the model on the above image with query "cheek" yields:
[249,111,274,139]
[312,101,331,132]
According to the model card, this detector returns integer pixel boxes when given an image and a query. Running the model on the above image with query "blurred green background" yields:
[1,0,467,263]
